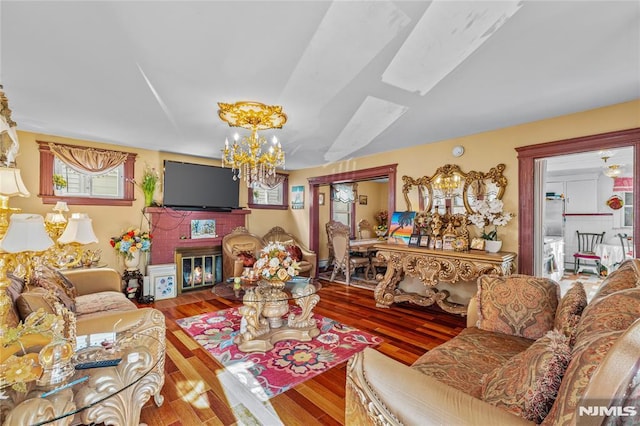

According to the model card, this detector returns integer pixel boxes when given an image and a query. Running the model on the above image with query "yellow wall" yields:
[11,99,640,270]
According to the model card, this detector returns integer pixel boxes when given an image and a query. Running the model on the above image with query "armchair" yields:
[263,226,317,277]
[221,226,265,280]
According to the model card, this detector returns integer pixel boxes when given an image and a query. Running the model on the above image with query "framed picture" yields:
[291,185,304,209]
[318,192,325,206]
[147,263,177,300]
[359,195,368,205]
[191,219,216,239]
[419,235,430,247]
[387,211,416,245]
[442,235,456,250]
[470,237,486,250]
[408,234,420,246]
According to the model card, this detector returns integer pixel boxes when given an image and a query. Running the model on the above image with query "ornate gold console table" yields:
[373,243,516,315]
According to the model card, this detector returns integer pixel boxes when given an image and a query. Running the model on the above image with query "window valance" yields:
[48,142,128,175]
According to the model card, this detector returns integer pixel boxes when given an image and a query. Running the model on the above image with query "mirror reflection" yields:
[403,163,507,215]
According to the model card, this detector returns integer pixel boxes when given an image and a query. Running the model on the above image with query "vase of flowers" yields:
[253,242,300,284]
[467,199,513,253]
[140,165,159,207]
[110,227,152,269]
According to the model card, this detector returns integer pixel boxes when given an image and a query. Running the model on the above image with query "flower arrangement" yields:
[375,210,389,227]
[110,227,152,259]
[52,174,67,189]
[140,165,160,207]
[253,242,299,282]
[468,199,513,241]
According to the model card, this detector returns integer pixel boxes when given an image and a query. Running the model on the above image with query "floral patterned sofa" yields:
[346,259,640,425]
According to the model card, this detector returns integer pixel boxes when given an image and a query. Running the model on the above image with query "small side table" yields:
[122,269,144,301]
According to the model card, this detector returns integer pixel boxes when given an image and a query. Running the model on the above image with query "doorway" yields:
[516,128,639,276]
[307,164,398,269]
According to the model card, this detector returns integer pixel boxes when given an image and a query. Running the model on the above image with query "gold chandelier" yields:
[218,101,287,186]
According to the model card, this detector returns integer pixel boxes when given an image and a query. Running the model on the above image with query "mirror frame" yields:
[402,163,508,214]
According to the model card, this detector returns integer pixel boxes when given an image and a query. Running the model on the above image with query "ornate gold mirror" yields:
[402,163,507,215]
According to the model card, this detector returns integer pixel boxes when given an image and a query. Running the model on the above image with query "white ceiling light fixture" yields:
[599,150,624,178]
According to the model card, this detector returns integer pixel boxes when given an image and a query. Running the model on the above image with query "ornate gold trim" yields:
[218,101,287,130]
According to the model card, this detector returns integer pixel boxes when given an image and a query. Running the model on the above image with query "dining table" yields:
[595,243,625,273]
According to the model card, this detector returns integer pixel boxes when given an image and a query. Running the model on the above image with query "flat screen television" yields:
[163,160,240,210]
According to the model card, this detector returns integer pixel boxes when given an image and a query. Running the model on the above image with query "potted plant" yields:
[467,199,514,253]
[140,166,159,207]
[52,174,67,193]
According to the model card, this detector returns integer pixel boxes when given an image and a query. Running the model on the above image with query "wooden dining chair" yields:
[357,219,375,239]
[328,220,370,285]
[573,231,605,274]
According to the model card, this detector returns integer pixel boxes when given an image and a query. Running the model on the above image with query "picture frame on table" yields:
[419,235,431,247]
[470,237,486,250]
[387,211,417,245]
[408,234,420,246]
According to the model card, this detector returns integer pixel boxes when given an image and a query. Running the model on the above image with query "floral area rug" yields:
[176,307,382,400]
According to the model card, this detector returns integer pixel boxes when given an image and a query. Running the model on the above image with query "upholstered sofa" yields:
[346,259,640,425]
[222,226,317,280]
[3,267,166,424]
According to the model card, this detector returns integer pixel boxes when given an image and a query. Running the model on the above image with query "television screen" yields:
[163,160,240,210]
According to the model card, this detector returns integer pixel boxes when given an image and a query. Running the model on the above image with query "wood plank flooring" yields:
[139,280,466,425]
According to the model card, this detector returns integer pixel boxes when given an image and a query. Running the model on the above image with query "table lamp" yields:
[45,201,69,239]
[56,213,99,268]
[0,167,30,238]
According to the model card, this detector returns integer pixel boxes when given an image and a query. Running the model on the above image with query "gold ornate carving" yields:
[218,101,287,130]
[402,163,508,214]
[373,243,516,315]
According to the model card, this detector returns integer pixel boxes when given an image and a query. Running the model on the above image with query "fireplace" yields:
[175,246,222,293]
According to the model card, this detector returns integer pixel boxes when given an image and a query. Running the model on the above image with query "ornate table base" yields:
[373,243,516,315]
[234,281,320,352]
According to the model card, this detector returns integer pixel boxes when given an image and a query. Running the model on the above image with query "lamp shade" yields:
[0,214,54,252]
[0,167,30,197]
[53,201,69,212]
[58,216,99,245]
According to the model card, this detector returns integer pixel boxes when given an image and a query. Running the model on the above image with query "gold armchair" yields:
[221,227,265,280]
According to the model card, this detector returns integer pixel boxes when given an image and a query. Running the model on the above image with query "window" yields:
[247,174,288,210]
[53,158,124,198]
[38,141,136,206]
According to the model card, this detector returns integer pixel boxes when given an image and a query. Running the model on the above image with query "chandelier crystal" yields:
[218,101,287,186]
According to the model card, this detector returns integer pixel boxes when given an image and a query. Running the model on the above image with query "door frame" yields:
[516,127,640,275]
[308,164,397,261]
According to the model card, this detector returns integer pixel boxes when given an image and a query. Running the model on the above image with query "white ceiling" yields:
[1,1,639,170]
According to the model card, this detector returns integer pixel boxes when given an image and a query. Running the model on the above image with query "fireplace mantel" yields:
[146,207,250,265]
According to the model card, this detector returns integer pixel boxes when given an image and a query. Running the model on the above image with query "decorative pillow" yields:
[237,251,256,267]
[541,330,623,425]
[477,274,560,340]
[574,287,640,344]
[554,281,588,345]
[4,274,25,329]
[30,265,77,312]
[591,259,640,301]
[286,244,303,262]
[16,288,57,320]
[481,330,572,423]
[231,242,257,256]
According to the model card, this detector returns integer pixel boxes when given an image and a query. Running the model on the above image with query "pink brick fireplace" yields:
[146,207,250,265]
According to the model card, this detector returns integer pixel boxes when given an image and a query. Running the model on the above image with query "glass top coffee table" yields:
[213,276,322,352]
[3,331,162,426]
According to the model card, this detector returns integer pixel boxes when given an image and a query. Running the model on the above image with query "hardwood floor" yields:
[139,280,466,426]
